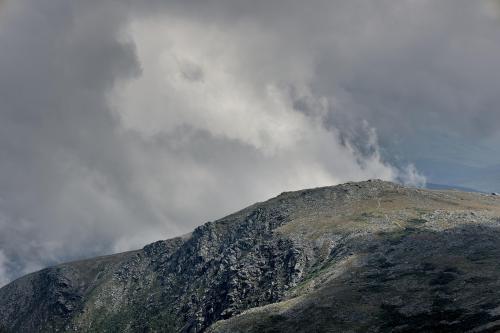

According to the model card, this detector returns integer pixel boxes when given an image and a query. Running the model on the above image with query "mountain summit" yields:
[2,180,500,332]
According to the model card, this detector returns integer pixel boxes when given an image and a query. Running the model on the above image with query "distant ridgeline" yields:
[425,182,482,193]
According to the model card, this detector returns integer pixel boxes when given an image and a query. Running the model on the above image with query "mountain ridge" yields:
[2,180,500,332]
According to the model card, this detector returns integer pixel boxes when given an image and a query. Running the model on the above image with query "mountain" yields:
[414,158,500,193]
[2,180,500,332]
[425,182,482,193]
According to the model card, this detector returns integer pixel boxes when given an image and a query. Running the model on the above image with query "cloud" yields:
[132,0,500,164]
[4,0,500,286]
[0,251,10,287]
[0,0,147,285]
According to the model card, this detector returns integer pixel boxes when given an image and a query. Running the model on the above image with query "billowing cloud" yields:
[2,0,500,286]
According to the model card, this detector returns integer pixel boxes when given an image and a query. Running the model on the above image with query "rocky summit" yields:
[2,180,500,332]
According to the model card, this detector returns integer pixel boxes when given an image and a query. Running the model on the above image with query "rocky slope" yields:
[2,180,500,332]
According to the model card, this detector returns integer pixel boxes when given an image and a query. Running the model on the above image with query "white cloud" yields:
[111,13,397,180]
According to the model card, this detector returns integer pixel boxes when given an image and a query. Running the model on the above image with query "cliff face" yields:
[2,180,500,332]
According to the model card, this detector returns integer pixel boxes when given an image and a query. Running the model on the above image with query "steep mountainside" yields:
[2,180,500,332]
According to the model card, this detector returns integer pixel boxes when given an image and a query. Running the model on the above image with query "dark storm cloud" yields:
[0,0,143,283]
[1,0,499,285]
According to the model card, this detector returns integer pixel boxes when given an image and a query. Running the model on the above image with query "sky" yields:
[0,0,500,286]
